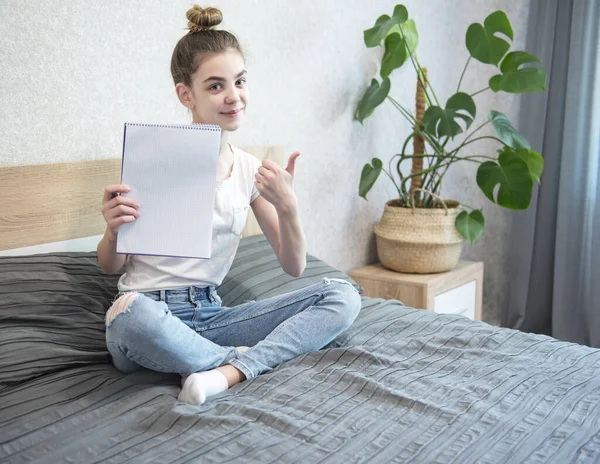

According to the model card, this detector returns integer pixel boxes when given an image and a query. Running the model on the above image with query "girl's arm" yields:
[251,153,306,277]
[97,184,139,274]
[97,227,127,274]
[251,194,306,277]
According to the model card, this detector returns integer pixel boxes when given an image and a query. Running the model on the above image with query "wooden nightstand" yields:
[350,261,483,320]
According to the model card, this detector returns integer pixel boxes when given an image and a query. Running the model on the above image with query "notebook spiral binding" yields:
[125,122,221,131]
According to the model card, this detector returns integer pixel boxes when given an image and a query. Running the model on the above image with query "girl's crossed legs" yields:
[105,278,361,404]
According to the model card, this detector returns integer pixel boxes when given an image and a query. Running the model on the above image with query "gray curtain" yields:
[504,0,600,346]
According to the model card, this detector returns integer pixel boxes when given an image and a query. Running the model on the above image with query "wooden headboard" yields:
[0,146,283,252]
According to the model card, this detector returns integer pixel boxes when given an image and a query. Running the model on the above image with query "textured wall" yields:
[0,0,531,324]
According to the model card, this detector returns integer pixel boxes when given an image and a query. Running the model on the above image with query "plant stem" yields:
[459,135,506,149]
[388,99,446,158]
[470,86,490,97]
[397,27,439,108]
[395,131,423,198]
[428,129,479,199]
[401,131,417,157]
[427,161,452,205]
[411,154,488,206]
[397,153,437,159]
[389,153,437,174]
[388,131,417,183]
[416,57,441,107]
[387,96,418,125]
[381,167,403,200]
[458,120,491,147]
[387,98,451,199]
[412,56,439,107]
[400,157,446,194]
[387,95,449,160]
[458,154,496,161]
[422,168,436,197]
[457,56,471,93]
[387,130,425,203]
[398,156,438,201]
[417,153,439,195]
[396,156,409,200]
[406,126,501,206]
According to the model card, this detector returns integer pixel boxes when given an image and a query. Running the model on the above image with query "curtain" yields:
[504,0,600,347]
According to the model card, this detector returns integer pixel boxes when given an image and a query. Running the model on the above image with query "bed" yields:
[1,150,600,463]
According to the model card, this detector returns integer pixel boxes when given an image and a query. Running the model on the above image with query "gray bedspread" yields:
[1,235,599,463]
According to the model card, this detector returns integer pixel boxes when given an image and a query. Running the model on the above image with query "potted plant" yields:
[356,5,547,273]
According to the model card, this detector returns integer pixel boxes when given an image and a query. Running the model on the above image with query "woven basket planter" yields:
[374,199,465,274]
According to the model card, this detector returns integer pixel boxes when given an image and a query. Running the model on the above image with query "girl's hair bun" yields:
[186,5,223,32]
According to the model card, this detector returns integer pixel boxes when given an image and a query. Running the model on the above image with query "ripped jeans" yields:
[104,278,362,380]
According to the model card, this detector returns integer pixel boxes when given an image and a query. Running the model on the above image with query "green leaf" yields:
[456,209,485,244]
[380,18,419,78]
[364,5,409,47]
[466,10,513,65]
[402,19,419,51]
[476,149,533,209]
[422,92,476,137]
[359,158,383,199]
[387,19,419,52]
[513,147,544,184]
[489,68,547,93]
[381,33,408,78]
[489,51,547,93]
[489,110,530,149]
[499,50,541,73]
[355,78,391,123]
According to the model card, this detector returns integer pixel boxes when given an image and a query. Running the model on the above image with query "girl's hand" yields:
[255,152,300,212]
[101,184,140,239]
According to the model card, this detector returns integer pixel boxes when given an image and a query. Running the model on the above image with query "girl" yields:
[98,4,361,405]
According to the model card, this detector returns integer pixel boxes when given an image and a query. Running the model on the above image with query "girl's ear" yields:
[175,83,195,109]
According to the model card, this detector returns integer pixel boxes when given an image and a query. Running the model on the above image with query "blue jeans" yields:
[104,278,361,380]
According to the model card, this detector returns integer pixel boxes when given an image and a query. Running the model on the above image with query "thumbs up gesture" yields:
[284,151,300,179]
[255,151,300,211]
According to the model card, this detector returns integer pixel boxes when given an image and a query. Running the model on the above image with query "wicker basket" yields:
[374,199,465,274]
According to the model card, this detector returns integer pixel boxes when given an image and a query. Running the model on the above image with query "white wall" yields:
[0,0,531,324]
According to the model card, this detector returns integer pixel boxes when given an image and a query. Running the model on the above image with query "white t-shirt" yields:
[117,145,263,293]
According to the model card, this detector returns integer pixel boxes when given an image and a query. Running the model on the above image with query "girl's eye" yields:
[209,79,245,91]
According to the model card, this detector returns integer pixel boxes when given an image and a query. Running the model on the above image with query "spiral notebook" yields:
[116,122,221,259]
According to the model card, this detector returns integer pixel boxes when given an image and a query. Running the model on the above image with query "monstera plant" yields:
[356,5,547,249]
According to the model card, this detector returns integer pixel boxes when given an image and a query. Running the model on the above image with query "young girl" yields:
[98,4,361,406]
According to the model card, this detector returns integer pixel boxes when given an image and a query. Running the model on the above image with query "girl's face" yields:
[182,50,248,131]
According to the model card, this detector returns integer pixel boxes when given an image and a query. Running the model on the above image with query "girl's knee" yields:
[105,292,171,344]
[105,292,167,331]
[105,292,141,327]
[344,285,362,322]
[322,278,362,325]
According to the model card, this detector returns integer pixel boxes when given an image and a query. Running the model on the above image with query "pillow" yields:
[218,234,361,306]
[0,235,360,384]
[0,252,119,384]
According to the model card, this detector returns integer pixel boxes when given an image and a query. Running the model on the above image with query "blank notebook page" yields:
[116,122,221,259]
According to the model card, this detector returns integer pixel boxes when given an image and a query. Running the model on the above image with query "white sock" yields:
[177,346,251,405]
[178,369,229,405]
[179,346,250,388]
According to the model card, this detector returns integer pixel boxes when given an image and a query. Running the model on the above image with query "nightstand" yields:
[350,261,483,320]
